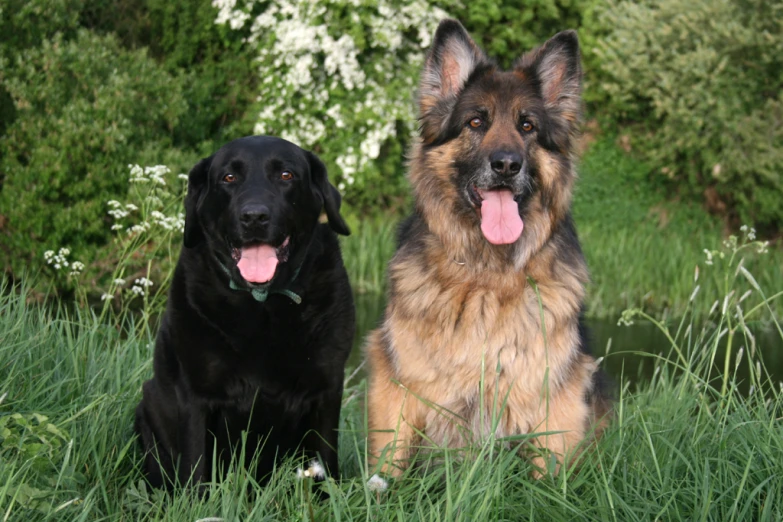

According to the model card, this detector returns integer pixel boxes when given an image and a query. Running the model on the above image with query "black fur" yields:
[134,136,354,489]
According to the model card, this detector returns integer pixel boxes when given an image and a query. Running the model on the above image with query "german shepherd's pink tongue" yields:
[237,244,278,283]
[479,189,524,245]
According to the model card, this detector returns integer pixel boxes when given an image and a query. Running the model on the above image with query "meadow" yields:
[1,230,782,521]
[2,136,782,520]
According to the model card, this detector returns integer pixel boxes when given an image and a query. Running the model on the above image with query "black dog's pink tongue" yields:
[237,244,278,283]
[479,189,524,245]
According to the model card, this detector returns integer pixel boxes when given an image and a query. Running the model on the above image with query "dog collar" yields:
[216,260,303,305]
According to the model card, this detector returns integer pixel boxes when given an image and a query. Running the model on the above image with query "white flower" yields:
[101,293,114,301]
[367,474,389,492]
[135,277,154,288]
[113,278,126,286]
[295,460,326,480]
[131,285,145,296]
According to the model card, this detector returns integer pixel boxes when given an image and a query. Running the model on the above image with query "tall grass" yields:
[1,229,782,521]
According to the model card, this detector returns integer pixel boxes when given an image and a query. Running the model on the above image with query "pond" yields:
[347,293,783,393]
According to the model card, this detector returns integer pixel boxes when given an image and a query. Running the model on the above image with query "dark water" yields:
[347,293,783,391]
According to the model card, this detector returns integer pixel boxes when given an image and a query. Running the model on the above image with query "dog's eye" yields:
[222,173,236,183]
[468,117,483,129]
[281,171,293,181]
[521,121,534,133]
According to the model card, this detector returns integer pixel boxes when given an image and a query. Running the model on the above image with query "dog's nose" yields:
[240,204,271,226]
[489,151,522,176]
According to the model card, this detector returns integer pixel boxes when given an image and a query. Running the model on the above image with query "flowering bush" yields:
[212,0,450,209]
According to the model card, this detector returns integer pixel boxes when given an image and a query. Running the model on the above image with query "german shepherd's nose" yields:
[489,151,522,176]
[240,203,271,227]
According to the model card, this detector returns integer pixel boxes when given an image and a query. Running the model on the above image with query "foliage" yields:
[591,0,783,230]
[0,0,83,61]
[80,0,261,150]
[0,29,189,294]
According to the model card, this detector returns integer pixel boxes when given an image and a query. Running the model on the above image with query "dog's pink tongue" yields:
[237,244,278,283]
[480,189,524,245]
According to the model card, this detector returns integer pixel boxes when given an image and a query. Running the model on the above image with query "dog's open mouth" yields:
[231,237,290,284]
[469,185,524,245]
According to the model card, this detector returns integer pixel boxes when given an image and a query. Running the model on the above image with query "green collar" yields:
[216,260,303,304]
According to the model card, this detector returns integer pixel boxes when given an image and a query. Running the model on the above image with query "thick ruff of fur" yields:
[366,19,611,478]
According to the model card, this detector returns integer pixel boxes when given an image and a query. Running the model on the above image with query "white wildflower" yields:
[101,293,114,301]
[367,473,389,492]
[113,278,126,286]
[135,278,154,288]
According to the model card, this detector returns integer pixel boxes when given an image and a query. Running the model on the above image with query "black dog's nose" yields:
[489,151,522,176]
[240,204,271,226]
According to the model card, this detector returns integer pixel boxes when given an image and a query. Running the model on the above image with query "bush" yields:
[0,29,189,293]
[591,0,783,230]
[80,0,260,150]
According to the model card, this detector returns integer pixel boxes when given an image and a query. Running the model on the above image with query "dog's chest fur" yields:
[382,235,589,445]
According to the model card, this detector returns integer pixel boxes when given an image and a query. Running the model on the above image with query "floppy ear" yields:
[307,151,350,236]
[419,19,488,143]
[183,156,212,248]
[518,30,582,130]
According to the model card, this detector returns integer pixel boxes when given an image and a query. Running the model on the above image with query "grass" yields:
[1,226,782,521]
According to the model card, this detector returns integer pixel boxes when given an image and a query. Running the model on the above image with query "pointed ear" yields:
[419,19,488,142]
[519,30,582,126]
[307,151,350,236]
[183,156,212,248]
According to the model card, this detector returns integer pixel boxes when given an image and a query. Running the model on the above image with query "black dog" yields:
[135,136,355,488]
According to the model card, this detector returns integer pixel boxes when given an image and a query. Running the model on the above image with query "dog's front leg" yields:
[176,398,209,486]
[301,388,342,480]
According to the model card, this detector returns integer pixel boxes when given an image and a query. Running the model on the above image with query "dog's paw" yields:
[296,460,326,480]
[366,473,389,492]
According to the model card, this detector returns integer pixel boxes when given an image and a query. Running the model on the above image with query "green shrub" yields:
[591,0,783,230]
[0,30,189,293]
[80,0,260,151]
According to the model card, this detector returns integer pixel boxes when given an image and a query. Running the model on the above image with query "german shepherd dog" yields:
[366,20,611,479]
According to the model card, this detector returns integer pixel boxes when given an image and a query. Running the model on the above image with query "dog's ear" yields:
[183,156,212,248]
[307,151,350,236]
[517,30,582,134]
[419,19,488,142]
